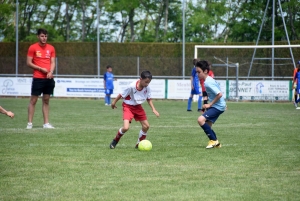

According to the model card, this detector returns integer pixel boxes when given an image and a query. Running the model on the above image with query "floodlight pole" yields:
[248,0,296,80]
[15,0,19,77]
[97,0,100,78]
[182,0,186,80]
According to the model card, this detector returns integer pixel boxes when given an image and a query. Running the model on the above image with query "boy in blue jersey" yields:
[187,58,202,112]
[103,65,114,106]
[195,60,226,149]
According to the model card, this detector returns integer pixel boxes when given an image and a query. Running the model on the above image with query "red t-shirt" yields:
[27,43,56,78]
[200,70,215,92]
[293,68,298,83]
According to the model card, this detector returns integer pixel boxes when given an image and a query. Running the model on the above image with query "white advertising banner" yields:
[216,80,227,99]
[228,80,289,100]
[0,78,290,101]
[0,77,32,96]
[0,78,165,99]
[54,78,105,97]
[167,80,190,99]
[114,79,165,99]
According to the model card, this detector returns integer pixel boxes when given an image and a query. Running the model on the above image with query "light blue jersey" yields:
[104,72,114,89]
[204,76,226,111]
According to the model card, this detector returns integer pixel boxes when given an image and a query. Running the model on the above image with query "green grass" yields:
[0,98,299,201]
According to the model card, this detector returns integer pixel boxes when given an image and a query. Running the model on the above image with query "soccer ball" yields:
[138,140,152,151]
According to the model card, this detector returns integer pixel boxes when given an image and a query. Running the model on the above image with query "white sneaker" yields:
[43,123,55,129]
[26,123,33,129]
[105,103,108,106]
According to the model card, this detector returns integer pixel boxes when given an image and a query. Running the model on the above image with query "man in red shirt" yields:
[293,61,300,107]
[200,61,215,112]
[26,28,56,129]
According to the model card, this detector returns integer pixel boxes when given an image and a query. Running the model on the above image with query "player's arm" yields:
[111,94,122,109]
[203,92,222,109]
[190,76,194,90]
[47,57,56,79]
[0,106,14,118]
[26,56,44,72]
[147,99,159,117]
[103,75,106,89]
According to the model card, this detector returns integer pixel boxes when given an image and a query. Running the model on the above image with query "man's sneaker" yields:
[110,139,118,149]
[26,123,33,129]
[43,123,55,129]
[206,140,220,149]
[105,103,108,106]
[187,109,192,112]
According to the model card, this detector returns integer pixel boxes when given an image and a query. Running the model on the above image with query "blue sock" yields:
[201,123,216,140]
[105,96,108,104]
[198,96,202,110]
[108,96,111,104]
[187,97,192,110]
[211,129,217,140]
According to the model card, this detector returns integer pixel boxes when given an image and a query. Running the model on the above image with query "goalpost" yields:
[194,44,300,101]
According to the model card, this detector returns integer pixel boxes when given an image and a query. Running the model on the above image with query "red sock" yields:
[139,135,146,142]
[114,131,123,142]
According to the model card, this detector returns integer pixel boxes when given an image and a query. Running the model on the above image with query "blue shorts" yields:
[202,107,224,123]
[191,87,201,95]
[105,89,113,95]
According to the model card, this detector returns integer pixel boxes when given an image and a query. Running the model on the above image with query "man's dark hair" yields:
[193,58,199,66]
[140,71,152,80]
[37,28,48,35]
[196,60,210,73]
[106,65,112,69]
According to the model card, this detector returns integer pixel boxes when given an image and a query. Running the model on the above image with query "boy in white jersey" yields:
[195,60,226,149]
[109,71,160,149]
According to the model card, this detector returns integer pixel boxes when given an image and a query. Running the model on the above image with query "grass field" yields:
[0,98,299,201]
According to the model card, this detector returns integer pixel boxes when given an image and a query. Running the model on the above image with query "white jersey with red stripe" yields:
[121,80,151,105]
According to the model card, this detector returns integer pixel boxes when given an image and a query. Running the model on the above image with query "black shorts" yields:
[31,78,55,96]
[203,91,208,97]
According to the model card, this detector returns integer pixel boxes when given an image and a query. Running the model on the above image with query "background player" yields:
[293,64,300,108]
[195,60,226,149]
[26,28,56,129]
[200,61,215,113]
[293,61,300,107]
[109,70,160,149]
[103,65,114,106]
[187,58,202,112]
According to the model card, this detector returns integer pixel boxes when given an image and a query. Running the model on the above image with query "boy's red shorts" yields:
[122,102,147,122]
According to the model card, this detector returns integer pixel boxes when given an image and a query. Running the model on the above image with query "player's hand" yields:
[203,103,211,109]
[153,109,160,117]
[111,103,117,109]
[6,111,14,118]
[46,71,54,79]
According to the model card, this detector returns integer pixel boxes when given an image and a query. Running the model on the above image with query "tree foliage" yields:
[0,0,299,43]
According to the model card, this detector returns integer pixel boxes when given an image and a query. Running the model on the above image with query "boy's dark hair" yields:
[141,71,152,80]
[106,65,112,69]
[195,60,210,73]
[37,28,48,35]
[193,58,199,66]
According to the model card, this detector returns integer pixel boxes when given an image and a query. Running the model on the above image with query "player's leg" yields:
[196,87,202,111]
[110,120,130,149]
[198,108,223,148]
[27,78,43,129]
[110,104,133,149]
[108,89,113,105]
[135,120,150,148]
[42,79,55,128]
[27,95,38,129]
[187,90,194,111]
